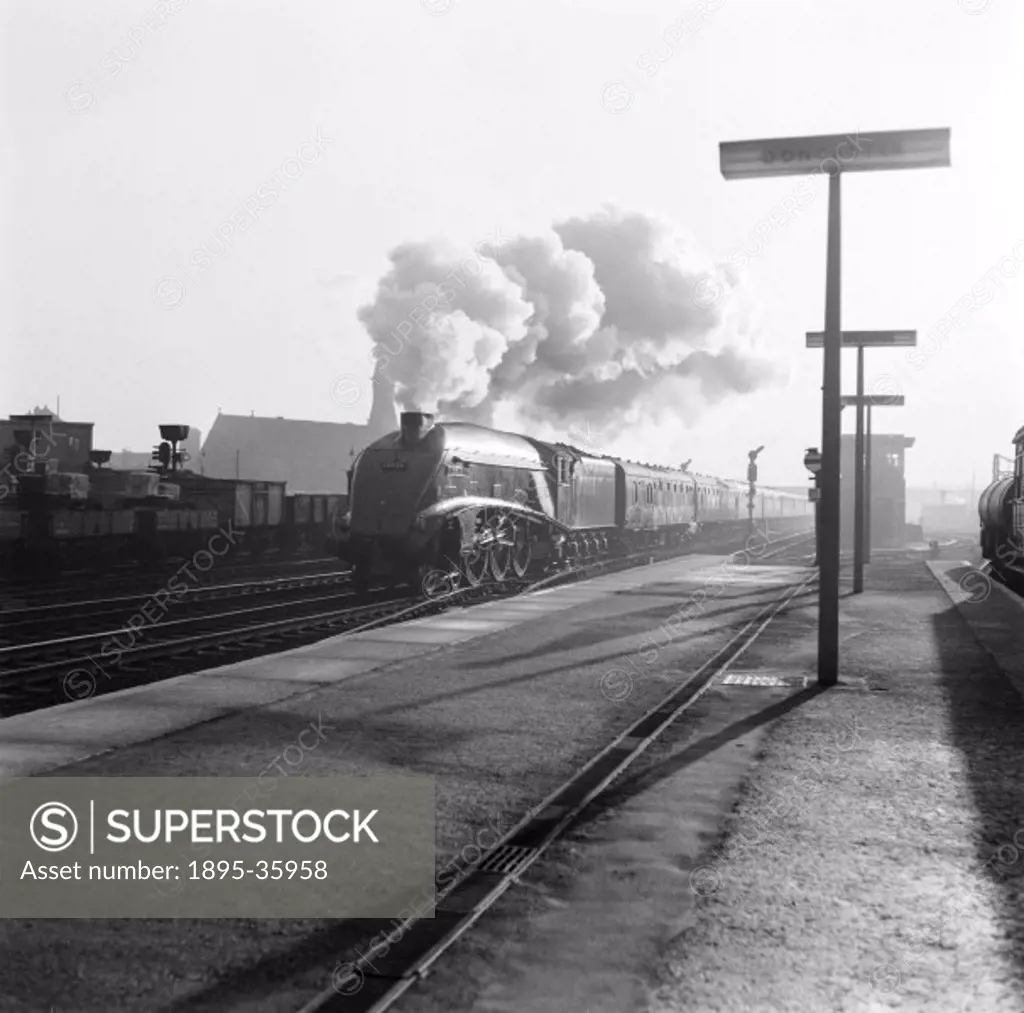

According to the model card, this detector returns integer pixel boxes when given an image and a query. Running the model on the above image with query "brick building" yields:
[196,376,399,494]
[0,407,94,476]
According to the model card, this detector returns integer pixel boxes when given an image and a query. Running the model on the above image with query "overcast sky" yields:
[2,0,1021,487]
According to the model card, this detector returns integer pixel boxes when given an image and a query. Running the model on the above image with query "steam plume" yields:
[356,207,780,443]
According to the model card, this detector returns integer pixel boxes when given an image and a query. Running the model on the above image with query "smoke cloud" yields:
[356,207,781,446]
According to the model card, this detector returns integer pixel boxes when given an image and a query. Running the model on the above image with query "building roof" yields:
[27,405,61,420]
[197,414,377,493]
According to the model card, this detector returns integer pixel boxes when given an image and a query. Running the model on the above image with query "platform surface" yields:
[387,554,1024,1013]
[0,553,807,779]
[0,552,814,1013]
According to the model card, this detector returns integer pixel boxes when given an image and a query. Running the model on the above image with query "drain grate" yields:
[721,672,808,687]
[477,844,539,876]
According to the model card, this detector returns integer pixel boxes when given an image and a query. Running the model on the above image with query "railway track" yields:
[0,554,344,608]
[0,528,812,718]
[0,568,357,646]
[0,584,409,716]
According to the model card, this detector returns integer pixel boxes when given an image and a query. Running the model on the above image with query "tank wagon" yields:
[333,411,813,591]
[979,424,1024,574]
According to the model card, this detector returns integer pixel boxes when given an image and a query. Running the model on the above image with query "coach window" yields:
[633,482,638,504]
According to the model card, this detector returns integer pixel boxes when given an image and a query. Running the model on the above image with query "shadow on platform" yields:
[931,603,1024,997]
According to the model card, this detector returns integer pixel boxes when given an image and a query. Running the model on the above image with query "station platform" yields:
[3,547,1022,1013]
[1,549,814,1013]
[1,552,800,779]
[391,555,1024,1013]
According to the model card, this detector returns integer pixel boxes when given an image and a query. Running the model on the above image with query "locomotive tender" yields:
[979,424,1024,573]
[334,411,813,590]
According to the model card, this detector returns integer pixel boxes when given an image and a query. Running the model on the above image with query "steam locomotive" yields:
[332,411,814,591]
[978,424,1024,574]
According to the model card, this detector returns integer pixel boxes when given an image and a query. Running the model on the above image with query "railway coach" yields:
[333,411,812,592]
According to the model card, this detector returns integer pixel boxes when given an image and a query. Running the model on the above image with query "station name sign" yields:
[841,395,905,407]
[805,331,918,348]
[720,128,951,179]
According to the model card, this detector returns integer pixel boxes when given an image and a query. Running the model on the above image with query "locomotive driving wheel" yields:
[463,546,489,586]
[489,514,515,581]
[461,510,489,587]
[511,519,531,578]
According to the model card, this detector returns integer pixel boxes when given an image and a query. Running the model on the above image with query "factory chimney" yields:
[367,367,399,438]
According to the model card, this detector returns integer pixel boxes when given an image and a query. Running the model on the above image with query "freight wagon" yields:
[0,469,346,577]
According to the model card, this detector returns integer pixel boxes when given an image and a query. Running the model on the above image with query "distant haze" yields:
[2,0,1021,488]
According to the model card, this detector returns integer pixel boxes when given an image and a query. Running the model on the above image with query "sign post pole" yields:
[819,170,842,684]
[865,404,873,562]
[854,345,866,593]
[807,331,917,592]
[720,126,949,688]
